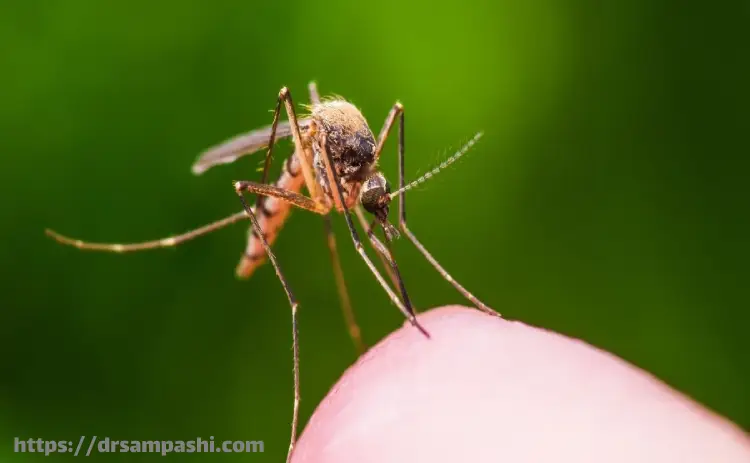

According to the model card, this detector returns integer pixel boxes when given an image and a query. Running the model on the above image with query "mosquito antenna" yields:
[45,210,249,252]
[389,131,483,200]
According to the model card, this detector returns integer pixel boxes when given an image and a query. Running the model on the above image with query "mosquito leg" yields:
[45,211,249,252]
[253,87,286,211]
[308,81,321,105]
[373,102,403,162]
[323,215,365,354]
[234,184,301,463]
[318,133,429,338]
[233,86,290,275]
[233,180,329,215]
[233,173,331,280]
[392,107,500,317]
[277,87,326,205]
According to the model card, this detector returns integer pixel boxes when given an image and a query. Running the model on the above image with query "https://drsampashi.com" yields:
[14,436,264,456]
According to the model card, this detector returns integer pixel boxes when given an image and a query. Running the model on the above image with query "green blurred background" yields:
[1,0,748,461]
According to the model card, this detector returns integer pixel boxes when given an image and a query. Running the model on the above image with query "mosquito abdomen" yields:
[236,154,305,278]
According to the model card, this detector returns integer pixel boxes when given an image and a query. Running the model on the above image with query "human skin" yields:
[291,306,750,463]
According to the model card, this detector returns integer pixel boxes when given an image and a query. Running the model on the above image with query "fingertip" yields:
[293,306,750,463]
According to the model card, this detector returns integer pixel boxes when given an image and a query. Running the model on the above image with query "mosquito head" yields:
[360,172,399,240]
[360,172,392,219]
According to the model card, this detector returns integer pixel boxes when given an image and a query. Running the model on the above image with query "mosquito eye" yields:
[360,185,385,214]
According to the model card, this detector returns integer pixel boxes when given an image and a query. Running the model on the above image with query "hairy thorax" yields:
[308,100,377,209]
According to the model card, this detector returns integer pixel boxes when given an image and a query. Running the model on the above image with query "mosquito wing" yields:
[191,118,312,175]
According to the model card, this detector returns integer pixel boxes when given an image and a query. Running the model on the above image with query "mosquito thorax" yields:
[311,100,376,182]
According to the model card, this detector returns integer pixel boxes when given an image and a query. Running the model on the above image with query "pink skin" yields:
[292,306,750,463]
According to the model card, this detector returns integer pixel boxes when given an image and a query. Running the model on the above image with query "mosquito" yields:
[45,82,499,462]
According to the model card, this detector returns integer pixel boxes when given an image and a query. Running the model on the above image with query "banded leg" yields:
[45,211,248,252]
[388,105,499,317]
[323,215,365,354]
[318,132,430,338]
[233,185,302,463]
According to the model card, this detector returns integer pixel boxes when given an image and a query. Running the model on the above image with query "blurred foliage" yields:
[1,0,748,461]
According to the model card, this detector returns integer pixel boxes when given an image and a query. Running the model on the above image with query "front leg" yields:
[317,132,430,338]
[390,105,499,317]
